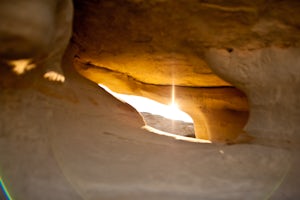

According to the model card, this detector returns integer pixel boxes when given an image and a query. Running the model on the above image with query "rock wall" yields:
[72,0,300,144]
[206,47,300,146]
[1,0,300,199]
[0,44,298,200]
[74,59,249,142]
[72,0,254,142]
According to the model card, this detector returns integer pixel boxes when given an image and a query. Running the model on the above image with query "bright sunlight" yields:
[98,84,211,144]
[98,84,193,123]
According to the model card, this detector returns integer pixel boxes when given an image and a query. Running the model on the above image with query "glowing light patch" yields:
[9,59,35,75]
[0,178,12,200]
[143,125,211,143]
[99,84,193,123]
[43,71,65,82]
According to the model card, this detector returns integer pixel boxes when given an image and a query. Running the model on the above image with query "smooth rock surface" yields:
[0,46,298,199]
[1,0,300,199]
[70,0,299,142]
[75,59,249,142]
[205,47,300,146]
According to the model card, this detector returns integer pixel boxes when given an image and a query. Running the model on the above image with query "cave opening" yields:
[98,84,198,139]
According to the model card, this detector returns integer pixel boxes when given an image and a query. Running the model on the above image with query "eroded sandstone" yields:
[74,59,248,142]
[0,44,297,200]
[1,0,300,199]
[205,47,300,146]
[72,0,258,142]
[72,0,300,143]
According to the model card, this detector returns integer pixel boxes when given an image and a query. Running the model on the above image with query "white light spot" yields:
[143,125,211,143]
[9,59,35,75]
[99,84,193,123]
[44,71,65,82]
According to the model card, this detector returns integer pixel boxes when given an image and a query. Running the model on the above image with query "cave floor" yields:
[0,47,298,200]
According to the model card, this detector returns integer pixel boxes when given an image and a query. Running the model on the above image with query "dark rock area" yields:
[141,112,195,137]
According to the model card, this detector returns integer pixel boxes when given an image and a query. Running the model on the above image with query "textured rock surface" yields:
[72,0,232,87]
[206,47,300,146]
[72,0,300,143]
[72,0,254,142]
[75,59,249,142]
[1,0,300,199]
[141,112,195,137]
[72,0,300,85]
[0,45,299,199]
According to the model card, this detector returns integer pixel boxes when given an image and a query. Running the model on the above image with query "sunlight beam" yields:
[98,84,193,123]
[171,81,176,106]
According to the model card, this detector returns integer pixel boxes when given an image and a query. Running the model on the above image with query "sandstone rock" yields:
[0,44,298,199]
[72,0,231,87]
[74,59,249,142]
[1,0,300,199]
[72,0,300,143]
[72,0,256,142]
[205,47,300,146]
[141,112,195,137]
[72,0,300,82]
